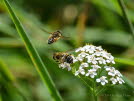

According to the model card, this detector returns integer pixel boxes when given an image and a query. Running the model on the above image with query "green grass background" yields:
[0,0,134,101]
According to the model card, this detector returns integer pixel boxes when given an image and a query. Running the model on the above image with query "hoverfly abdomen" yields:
[48,37,54,44]
[65,55,73,64]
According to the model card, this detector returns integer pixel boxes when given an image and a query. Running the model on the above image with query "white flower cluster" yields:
[75,45,115,64]
[59,44,125,86]
[59,62,71,71]
[104,66,124,84]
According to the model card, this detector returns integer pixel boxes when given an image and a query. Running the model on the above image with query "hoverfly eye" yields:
[56,55,60,59]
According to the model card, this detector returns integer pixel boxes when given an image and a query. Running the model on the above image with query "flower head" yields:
[58,44,125,86]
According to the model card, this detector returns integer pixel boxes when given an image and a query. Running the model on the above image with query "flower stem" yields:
[117,0,134,40]
[93,81,98,101]
[93,90,98,101]
[94,95,97,101]
[96,86,106,96]
[78,75,93,92]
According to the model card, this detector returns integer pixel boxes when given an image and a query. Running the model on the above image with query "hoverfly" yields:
[41,28,69,44]
[53,52,74,64]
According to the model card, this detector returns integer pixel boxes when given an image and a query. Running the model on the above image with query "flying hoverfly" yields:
[41,28,69,44]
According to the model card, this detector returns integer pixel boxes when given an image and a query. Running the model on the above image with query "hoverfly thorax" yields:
[47,30,62,44]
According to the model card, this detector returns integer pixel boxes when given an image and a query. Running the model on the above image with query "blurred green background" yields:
[0,0,134,101]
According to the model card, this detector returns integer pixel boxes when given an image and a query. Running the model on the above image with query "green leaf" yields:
[123,76,134,89]
[0,59,15,82]
[0,97,2,101]
[89,0,134,22]
[0,38,23,48]
[0,59,29,101]
[3,0,62,101]
[115,57,134,66]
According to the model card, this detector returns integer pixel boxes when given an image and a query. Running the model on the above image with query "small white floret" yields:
[110,77,117,84]
[75,68,85,76]
[96,76,108,86]
[59,62,71,71]
[115,70,123,77]
[80,63,89,68]
[91,65,101,71]
[86,69,97,78]
[116,77,125,84]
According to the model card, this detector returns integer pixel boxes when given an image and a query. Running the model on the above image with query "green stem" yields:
[78,75,93,92]
[96,86,106,96]
[3,0,62,101]
[93,89,97,101]
[117,0,134,40]
[93,88,97,101]
[94,95,97,101]
[93,80,98,101]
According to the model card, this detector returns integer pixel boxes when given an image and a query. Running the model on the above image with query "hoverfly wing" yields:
[65,49,75,54]
[41,27,52,34]
[60,36,70,40]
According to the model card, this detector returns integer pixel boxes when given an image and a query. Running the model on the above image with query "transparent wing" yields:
[41,27,52,34]
[61,36,70,40]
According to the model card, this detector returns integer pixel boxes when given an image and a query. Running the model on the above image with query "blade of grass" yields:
[3,0,62,101]
[115,57,134,66]
[117,0,134,40]
[123,76,134,89]
[0,38,23,48]
[0,94,2,101]
[0,59,15,82]
[0,59,29,101]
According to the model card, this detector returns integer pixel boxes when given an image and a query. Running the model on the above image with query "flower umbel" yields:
[58,44,125,86]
